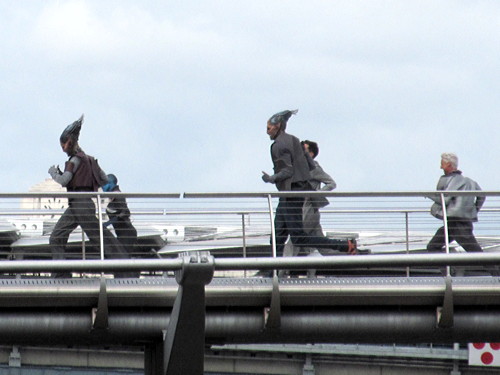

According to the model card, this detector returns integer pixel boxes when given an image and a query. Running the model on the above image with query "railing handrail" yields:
[5,207,500,218]
[1,252,500,273]
[0,208,433,217]
[0,190,495,199]
[2,190,498,270]
[183,190,493,198]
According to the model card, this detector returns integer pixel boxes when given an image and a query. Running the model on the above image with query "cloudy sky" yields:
[0,0,498,194]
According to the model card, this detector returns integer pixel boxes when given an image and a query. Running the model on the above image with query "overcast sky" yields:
[0,0,498,194]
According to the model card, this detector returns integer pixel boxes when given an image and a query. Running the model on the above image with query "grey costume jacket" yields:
[309,160,336,208]
[429,170,485,222]
[269,131,314,191]
[310,160,336,191]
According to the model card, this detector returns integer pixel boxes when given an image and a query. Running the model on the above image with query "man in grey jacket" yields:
[283,140,337,258]
[427,152,485,253]
[262,109,355,258]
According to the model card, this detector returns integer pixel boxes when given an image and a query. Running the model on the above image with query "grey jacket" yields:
[309,160,336,208]
[269,131,314,191]
[310,160,336,191]
[430,170,485,222]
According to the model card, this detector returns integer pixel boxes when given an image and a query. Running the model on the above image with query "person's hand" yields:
[48,165,60,178]
[261,171,273,183]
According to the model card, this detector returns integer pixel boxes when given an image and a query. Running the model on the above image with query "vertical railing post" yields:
[440,192,451,276]
[81,231,86,260]
[241,213,247,277]
[241,213,247,259]
[96,193,105,260]
[405,211,410,277]
[267,195,277,259]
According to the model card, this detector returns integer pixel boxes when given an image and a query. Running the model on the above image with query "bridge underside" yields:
[0,275,499,346]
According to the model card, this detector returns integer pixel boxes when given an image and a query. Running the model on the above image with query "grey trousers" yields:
[50,198,130,260]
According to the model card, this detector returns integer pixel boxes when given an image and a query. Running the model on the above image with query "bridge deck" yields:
[0,275,499,308]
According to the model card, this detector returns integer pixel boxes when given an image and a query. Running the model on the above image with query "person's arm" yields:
[99,168,108,185]
[474,181,486,212]
[48,156,81,187]
[311,164,337,191]
[262,147,293,184]
[428,175,455,204]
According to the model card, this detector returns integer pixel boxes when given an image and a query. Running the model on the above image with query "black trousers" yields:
[427,218,482,253]
[273,197,348,257]
[112,220,138,254]
[50,198,130,260]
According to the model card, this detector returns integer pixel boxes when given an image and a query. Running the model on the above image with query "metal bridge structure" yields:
[1,190,500,374]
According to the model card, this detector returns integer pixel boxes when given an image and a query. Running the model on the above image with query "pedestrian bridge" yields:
[1,190,500,374]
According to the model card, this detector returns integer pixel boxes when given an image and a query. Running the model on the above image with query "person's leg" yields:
[449,220,482,253]
[426,226,446,252]
[448,219,487,276]
[72,198,127,259]
[114,221,138,256]
[273,199,290,257]
[74,198,136,278]
[50,207,78,260]
[301,198,319,255]
[49,206,79,277]
[286,197,350,253]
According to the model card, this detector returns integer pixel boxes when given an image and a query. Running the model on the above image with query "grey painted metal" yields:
[1,276,500,346]
[3,190,500,352]
[437,276,454,328]
[265,274,281,330]
[214,343,469,361]
[1,308,500,345]
[0,189,483,198]
[241,213,247,260]
[440,192,451,277]
[0,192,181,199]
[2,252,500,274]
[267,194,276,260]
[1,276,500,308]
[10,207,500,217]
[145,343,163,375]
[182,190,498,198]
[92,278,109,330]
[213,252,500,269]
[96,193,105,260]
[163,252,214,375]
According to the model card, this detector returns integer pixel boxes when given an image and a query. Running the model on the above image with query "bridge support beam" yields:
[437,275,454,329]
[144,252,214,375]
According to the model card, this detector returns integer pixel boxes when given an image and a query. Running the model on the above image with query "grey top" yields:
[310,160,336,191]
[429,170,485,222]
[268,131,314,191]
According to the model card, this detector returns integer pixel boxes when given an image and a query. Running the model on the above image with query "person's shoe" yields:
[347,239,357,255]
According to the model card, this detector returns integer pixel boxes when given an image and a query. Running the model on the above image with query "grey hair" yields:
[441,152,458,169]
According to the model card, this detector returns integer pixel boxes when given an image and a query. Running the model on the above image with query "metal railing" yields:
[0,190,498,275]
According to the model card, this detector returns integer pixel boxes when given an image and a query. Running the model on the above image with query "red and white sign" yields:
[469,343,500,366]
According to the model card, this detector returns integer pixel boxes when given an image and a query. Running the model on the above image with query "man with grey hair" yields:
[427,152,485,253]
